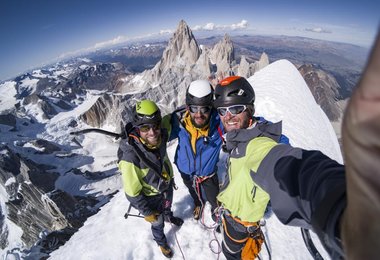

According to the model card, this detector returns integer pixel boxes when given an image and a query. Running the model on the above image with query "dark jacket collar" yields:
[224,120,283,152]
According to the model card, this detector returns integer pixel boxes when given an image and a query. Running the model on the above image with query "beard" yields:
[190,114,211,128]
[222,111,252,132]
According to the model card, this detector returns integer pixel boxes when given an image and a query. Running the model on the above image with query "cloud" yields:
[159,29,173,35]
[93,35,128,49]
[231,20,249,30]
[57,35,128,60]
[305,27,332,34]
[192,20,249,31]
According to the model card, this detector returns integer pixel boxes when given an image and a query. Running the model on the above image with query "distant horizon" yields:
[1,0,379,81]
[0,30,373,83]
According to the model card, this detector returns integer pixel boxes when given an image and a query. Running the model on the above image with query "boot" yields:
[160,244,173,258]
[170,216,184,227]
[193,206,201,220]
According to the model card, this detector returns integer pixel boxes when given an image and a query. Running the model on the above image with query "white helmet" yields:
[186,80,213,106]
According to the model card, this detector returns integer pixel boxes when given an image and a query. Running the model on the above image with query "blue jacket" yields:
[166,108,223,177]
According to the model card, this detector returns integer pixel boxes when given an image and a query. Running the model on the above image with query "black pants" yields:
[222,214,262,260]
[180,172,219,219]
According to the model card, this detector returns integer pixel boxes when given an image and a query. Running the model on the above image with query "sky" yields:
[0,59,342,259]
[1,0,379,81]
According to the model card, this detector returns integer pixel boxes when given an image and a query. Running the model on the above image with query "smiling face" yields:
[138,123,161,146]
[188,106,211,128]
[219,106,252,132]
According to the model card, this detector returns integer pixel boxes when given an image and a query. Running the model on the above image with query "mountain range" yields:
[0,19,364,258]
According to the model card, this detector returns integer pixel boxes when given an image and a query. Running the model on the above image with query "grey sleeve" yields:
[255,144,346,258]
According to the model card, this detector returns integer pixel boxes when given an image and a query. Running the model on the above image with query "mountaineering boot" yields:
[160,244,174,258]
[193,205,201,220]
[169,216,184,227]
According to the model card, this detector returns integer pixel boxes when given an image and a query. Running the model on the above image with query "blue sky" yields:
[1,0,379,81]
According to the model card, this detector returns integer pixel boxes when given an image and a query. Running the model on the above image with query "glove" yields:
[144,212,160,223]
[169,216,184,227]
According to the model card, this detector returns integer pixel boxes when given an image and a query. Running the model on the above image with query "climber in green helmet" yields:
[117,99,183,258]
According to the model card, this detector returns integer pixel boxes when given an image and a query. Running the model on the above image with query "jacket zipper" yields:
[251,185,257,202]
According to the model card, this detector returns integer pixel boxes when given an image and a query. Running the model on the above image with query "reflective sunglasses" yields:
[188,105,211,114]
[138,123,161,133]
[217,105,247,116]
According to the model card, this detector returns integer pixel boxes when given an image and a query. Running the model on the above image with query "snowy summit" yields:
[43,60,341,260]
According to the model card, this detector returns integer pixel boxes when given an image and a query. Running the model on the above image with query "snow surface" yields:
[0,60,342,259]
[0,81,17,111]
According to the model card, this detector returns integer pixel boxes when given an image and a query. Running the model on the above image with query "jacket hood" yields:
[225,121,283,152]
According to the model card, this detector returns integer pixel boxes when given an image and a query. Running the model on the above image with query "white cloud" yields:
[93,35,128,49]
[192,20,249,31]
[159,29,173,35]
[305,27,332,34]
[57,35,129,60]
[204,23,216,30]
[231,20,249,30]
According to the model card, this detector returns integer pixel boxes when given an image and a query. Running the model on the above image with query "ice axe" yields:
[124,203,144,219]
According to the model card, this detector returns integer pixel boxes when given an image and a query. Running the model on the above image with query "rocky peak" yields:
[211,34,235,80]
[148,20,200,82]
[256,52,269,71]
[298,64,341,121]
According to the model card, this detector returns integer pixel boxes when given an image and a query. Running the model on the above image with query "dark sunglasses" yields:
[188,105,211,114]
[217,105,247,116]
[138,123,160,133]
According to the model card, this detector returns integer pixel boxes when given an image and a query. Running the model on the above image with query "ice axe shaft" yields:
[124,213,144,219]
[124,203,144,219]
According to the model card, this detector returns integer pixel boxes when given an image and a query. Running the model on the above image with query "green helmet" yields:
[133,100,162,126]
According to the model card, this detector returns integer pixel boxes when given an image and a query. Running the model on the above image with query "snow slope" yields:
[46,60,341,260]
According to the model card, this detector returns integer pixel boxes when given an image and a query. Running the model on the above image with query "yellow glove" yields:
[144,212,160,223]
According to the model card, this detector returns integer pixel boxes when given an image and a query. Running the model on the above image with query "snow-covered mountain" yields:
[3,60,342,259]
[0,20,343,259]
[46,59,341,260]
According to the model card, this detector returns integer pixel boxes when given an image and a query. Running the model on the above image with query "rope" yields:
[170,222,186,260]
[208,206,225,259]
[208,229,222,260]
[193,176,217,230]
[193,176,223,259]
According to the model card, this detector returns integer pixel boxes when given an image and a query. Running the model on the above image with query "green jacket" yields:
[117,125,173,215]
[218,120,347,258]
[217,122,283,223]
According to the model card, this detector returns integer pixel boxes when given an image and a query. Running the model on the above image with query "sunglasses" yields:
[188,105,211,114]
[138,123,161,133]
[217,105,247,116]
